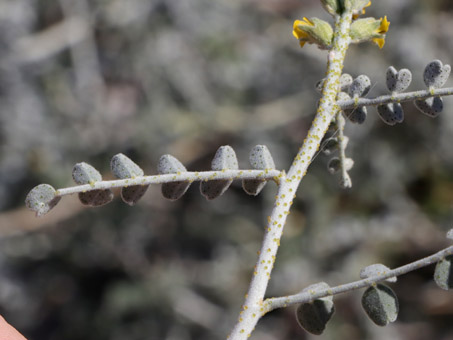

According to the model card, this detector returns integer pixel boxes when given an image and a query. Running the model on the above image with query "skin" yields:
[0,316,27,340]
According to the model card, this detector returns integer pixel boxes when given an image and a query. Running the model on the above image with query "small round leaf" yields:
[349,75,371,98]
[361,284,399,326]
[360,264,397,283]
[158,154,191,200]
[345,106,367,124]
[111,153,144,179]
[200,146,238,200]
[25,184,61,217]
[296,282,335,335]
[72,162,102,185]
[78,190,114,207]
[111,154,148,205]
[434,255,453,290]
[377,103,404,125]
[415,97,443,117]
[386,66,412,93]
[243,145,275,196]
[423,60,451,89]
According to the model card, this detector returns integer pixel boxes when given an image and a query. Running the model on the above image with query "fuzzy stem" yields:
[338,87,453,109]
[264,245,453,312]
[228,10,353,340]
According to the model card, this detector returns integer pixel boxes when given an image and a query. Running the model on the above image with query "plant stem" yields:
[228,10,353,340]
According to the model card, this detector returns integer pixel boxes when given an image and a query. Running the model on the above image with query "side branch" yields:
[56,169,283,197]
[338,87,453,110]
[264,245,453,313]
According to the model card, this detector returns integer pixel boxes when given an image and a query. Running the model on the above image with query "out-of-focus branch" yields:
[13,17,89,64]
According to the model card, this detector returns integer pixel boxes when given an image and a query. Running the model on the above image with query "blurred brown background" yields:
[0,0,453,339]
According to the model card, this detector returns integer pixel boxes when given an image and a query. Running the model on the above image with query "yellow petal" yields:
[372,37,385,49]
[353,1,372,19]
[292,19,311,41]
[363,1,372,13]
[378,16,390,34]
[302,17,314,26]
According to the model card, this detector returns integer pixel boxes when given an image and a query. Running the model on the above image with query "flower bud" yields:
[347,0,371,18]
[293,17,333,49]
[320,0,340,16]
[349,16,390,49]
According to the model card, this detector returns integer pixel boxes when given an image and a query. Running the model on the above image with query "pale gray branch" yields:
[56,169,282,197]
[264,244,453,313]
[338,87,453,109]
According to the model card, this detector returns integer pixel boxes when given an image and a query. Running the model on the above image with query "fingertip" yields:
[0,316,27,340]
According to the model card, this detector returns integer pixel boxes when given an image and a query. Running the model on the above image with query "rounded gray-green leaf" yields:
[361,284,399,326]
[423,60,451,89]
[296,282,335,335]
[339,73,353,92]
[316,73,352,94]
[211,146,238,171]
[377,103,404,125]
[158,154,190,200]
[349,75,371,98]
[328,158,341,174]
[111,153,144,179]
[121,185,149,206]
[386,67,412,93]
[414,97,443,117]
[321,138,339,155]
[110,154,148,205]
[200,146,238,200]
[243,145,275,196]
[79,190,113,207]
[434,255,453,290]
[344,106,367,124]
[25,184,61,217]
[328,157,353,174]
[200,179,233,200]
[158,154,186,174]
[360,264,397,283]
[242,179,267,196]
[72,162,102,185]
[248,145,275,170]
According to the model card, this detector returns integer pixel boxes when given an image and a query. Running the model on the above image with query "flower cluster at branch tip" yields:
[292,17,333,49]
[293,1,389,50]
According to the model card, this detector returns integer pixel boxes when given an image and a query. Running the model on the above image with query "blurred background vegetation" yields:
[1,0,453,339]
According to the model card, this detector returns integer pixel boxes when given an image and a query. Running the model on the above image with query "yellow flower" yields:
[292,18,314,48]
[372,16,390,48]
[292,17,333,49]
